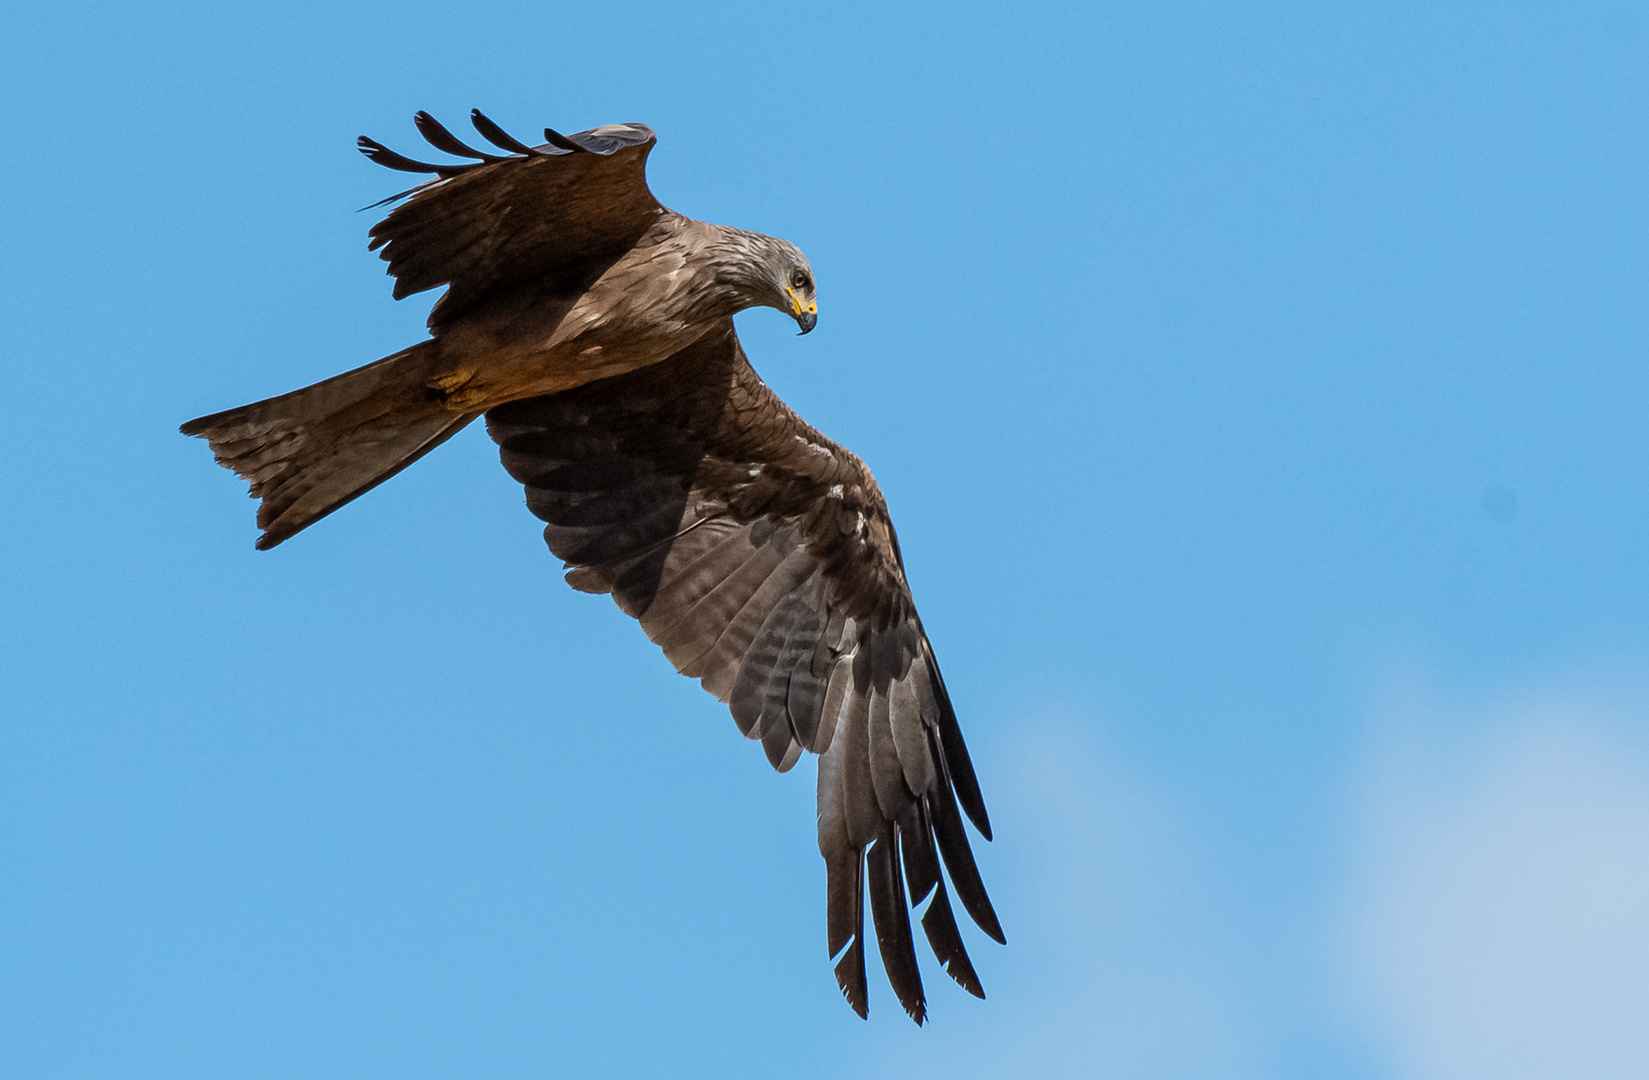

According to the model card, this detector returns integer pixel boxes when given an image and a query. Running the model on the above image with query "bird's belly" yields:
[422,314,710,413]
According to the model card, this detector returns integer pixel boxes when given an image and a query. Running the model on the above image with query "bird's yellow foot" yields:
[427,369,483,409]
[427,368,475,394]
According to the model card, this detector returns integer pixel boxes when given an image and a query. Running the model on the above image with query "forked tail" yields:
[181,343,477,549]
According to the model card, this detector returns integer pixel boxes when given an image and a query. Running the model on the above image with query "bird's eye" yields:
[791,270,810,291]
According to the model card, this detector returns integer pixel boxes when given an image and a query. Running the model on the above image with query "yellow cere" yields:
[786,287,818,316]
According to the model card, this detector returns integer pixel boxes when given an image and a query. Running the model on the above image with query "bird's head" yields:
[779,260,818,335]
[718,231,818,334]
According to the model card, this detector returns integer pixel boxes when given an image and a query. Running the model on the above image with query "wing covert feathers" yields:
[486,324,1000,1022]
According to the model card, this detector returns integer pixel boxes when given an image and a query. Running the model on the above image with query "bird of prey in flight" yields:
[181,110,1002,1022]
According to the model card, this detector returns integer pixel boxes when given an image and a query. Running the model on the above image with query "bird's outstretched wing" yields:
[485,324,1003,1023]
[359,110,662,330]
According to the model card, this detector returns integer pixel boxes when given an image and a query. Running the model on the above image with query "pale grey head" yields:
[705,227,818,334]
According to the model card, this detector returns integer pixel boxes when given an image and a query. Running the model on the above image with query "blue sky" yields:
[3,2,1647,1077]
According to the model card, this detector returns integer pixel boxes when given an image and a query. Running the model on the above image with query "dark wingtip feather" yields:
[471,109,538,155]
[356,135,464,177]
[929,654,993,840]
[866,834,927,1024]
[413,110,507,162]
[834,938,869,1019]
[897,804,985,998]
[543,127,589,153]
[928,753,1006,945]
[920,885,986,999]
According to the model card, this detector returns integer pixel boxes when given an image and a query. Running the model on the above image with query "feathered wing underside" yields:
[359,110,662,330]
[485,324,1002,1023]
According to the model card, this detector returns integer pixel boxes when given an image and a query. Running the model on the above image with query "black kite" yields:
[181,111,1002,1022]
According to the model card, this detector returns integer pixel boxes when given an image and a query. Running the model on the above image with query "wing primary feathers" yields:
[886,643,937,797]
[355,136,468,177]
[900,802,941,905]
[918,879,985,999]
[927,650,993,841]
[470,109,541,156]
[839,669,880,846]
[833,866,869,1017]
[866,683,908,821]
[413,110,509,162]
[820,744,869,1017]
[542,127,590,153]
[927,727,1006,945]
[866,829,927,1023]
[903,801,985,998]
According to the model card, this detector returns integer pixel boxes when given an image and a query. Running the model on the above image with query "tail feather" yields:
[182,344,478,549]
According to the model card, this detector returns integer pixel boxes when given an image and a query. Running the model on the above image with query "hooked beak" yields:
[786,286,818,335]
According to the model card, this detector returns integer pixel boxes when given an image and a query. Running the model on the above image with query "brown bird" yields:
[181,110,1002,1022]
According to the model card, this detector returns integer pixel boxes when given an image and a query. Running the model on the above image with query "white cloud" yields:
[1340,685,1649,1080]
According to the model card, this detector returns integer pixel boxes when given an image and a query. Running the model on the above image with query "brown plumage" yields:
[181,111,1001,1021]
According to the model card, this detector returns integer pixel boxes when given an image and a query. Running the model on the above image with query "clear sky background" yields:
[3,2,1646,1077]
